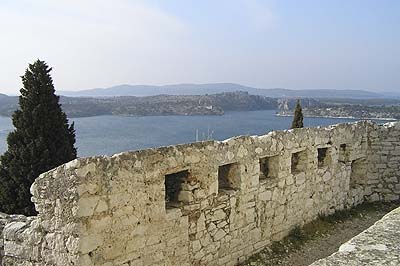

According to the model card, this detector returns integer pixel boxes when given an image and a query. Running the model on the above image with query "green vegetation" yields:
[291,99,304,129]
[0,60,77,215]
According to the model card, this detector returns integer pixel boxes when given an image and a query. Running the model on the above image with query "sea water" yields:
[0,110,388,157]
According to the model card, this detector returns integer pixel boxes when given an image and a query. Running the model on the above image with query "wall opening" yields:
[259,155,279,180]
[218,163,240,192]
[350,158,367,187]
[291,150,308,174]
[339,144,350,163]
[165,170,190,208]
[317,148,331,168]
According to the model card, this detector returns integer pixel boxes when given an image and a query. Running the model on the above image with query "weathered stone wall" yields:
[1,121,399,266]
[0,213,8,265]
[366,122,400,202]
[1,160,82,266]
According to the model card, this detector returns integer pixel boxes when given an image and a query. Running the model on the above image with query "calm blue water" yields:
[0,111,390,157]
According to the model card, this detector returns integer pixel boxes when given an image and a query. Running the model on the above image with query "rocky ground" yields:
[241,201,400,266]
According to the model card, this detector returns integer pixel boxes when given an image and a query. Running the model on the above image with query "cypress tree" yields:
[291,99,304,129]
[0,60,77,215]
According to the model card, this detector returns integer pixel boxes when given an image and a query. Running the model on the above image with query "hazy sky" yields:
[0,0,399,94]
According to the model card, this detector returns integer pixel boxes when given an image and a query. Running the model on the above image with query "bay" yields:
[0,110,390,157]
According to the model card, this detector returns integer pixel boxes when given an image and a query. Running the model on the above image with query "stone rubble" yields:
[0,120,399,266]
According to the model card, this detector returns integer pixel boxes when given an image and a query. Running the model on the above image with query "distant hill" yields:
[381,91,400,99]
[0,94,18,116]
[0,91,279,118]
[59,83,384,99]
[59,83,256,97]
[0,90,398,119]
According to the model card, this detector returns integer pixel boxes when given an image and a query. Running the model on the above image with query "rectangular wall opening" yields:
[291,150,308,174]
[317,148,331,168]
[339,144,350,163]
[259,155,279,180]
[165,170,190,208]
[218,162,240,192]
[350,158,367,188]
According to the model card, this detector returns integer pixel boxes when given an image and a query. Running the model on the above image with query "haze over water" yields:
[0,110,390,158]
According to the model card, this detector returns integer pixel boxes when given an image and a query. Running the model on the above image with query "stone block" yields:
[77,196,100,217]
[79,235,103,254]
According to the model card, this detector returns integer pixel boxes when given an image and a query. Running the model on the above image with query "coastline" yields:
[276,113,398,121]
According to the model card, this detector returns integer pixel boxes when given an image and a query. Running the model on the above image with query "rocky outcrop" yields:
[1,121,399,266]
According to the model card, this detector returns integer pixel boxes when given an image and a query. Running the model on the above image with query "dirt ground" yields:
[241,201,400,266]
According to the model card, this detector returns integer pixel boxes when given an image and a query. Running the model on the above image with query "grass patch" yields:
[270,241,287,254]
[268,226,310,257]
[288,226,306,241]
[319,201,393,224]
[241,201,399,266]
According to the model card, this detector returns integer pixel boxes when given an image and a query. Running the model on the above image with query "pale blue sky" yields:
[0,0,399,94]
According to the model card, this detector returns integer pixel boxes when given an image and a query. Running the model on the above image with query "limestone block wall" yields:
[366,122,400,202]
[1,160,82,266]
[1,121,399,266]
[0,213,8,265]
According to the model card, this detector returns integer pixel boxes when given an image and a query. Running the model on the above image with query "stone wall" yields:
[0,213,8,265]
[366,121,400,202]
[1,121,399,266]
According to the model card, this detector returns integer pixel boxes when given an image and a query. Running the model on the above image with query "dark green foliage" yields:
[0,60,77,215]
[291,99,304,129]
[288,226,306,241]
